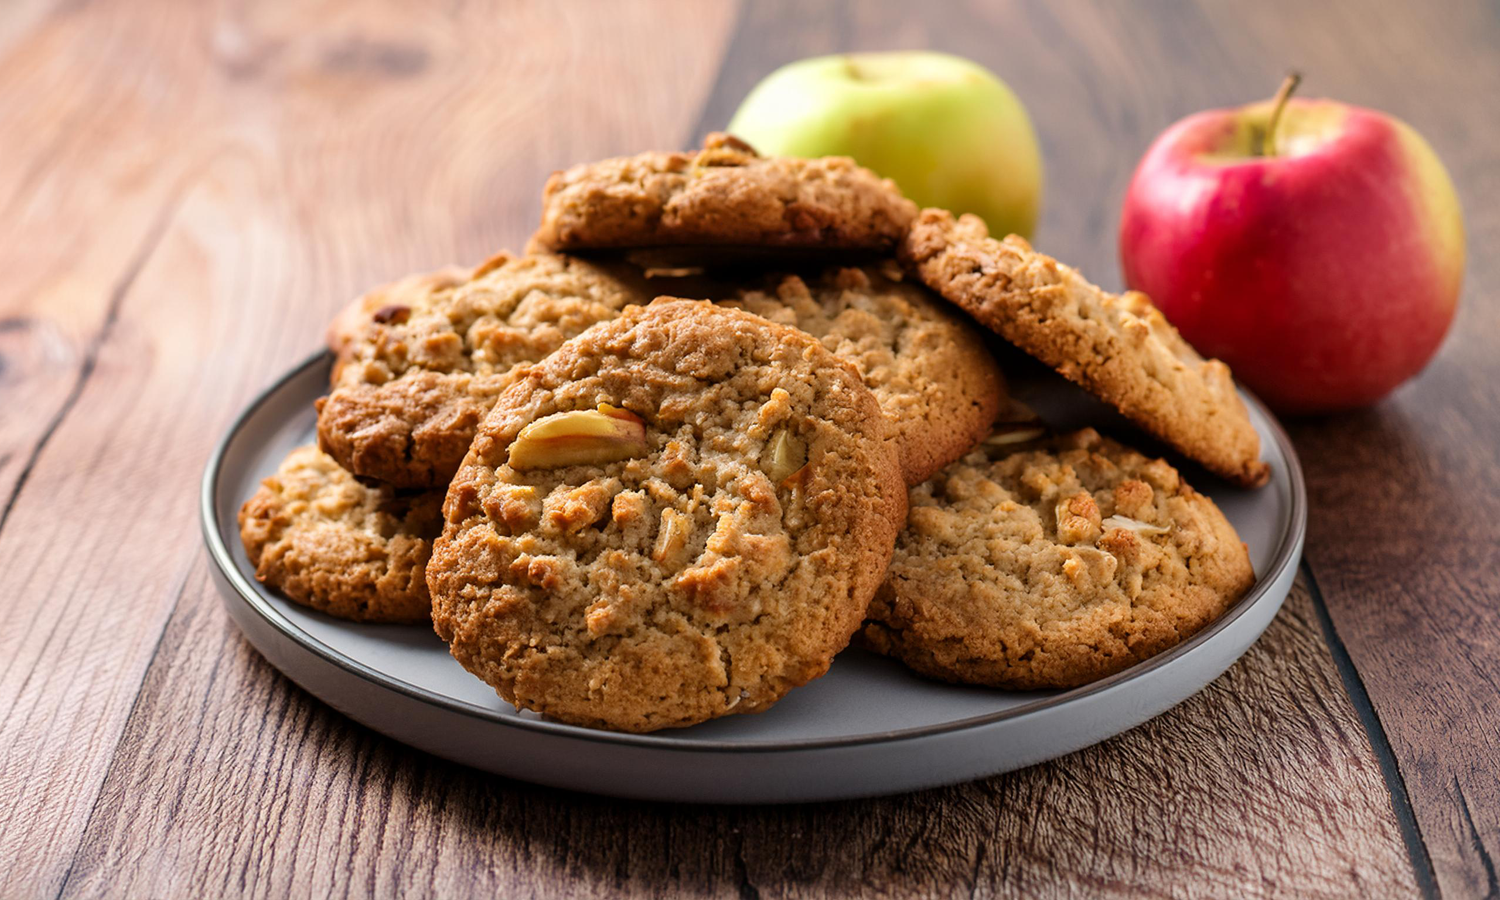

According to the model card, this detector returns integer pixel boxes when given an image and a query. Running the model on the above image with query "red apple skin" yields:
[1120,98,1464,414]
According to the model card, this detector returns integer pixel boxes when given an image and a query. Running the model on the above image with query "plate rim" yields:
[202,351,1308,754]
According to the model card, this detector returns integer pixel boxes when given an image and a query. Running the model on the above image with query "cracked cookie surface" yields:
[325,266,468,362]
[862,428,1253,689]
[316,252,652,489]
[533,132,917,254]
[238,445,443,623]
[723,262,1005,485]
[901,209,1270,488]
[427,300,906,732]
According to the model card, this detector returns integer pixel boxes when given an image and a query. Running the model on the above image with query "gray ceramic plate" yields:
[202,353,1305,804]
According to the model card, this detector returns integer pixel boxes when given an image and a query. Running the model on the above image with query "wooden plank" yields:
[0,2,738,897]
[1169,3,1500,896]
[0,5,235,893]
[0,0,206,521]
[50,0,1418,896]
[5,0,1489,895]
[59,578,1416,899]
[697,0,1500,892]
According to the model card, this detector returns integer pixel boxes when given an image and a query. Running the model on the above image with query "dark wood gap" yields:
[0,183,186,537]
[1303,560,1440,900]
[51,559,202,900]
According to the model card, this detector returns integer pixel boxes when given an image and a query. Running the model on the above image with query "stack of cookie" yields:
[240,133,1266,733]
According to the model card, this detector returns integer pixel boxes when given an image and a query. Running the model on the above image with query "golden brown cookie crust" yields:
[325,267,468,364]
[723,262,1006,485]
[533,133,918,254]
[316,252,652,489]
[862,428,1254,689]
[237,445,443,623]
[427,300,906,733]
[901,209,1270,488]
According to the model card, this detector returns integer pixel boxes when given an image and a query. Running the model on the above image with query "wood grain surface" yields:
[0,1,736,896]
[54,577,1418,900]
[1273,9,1500,899]
[1,0,1494,897]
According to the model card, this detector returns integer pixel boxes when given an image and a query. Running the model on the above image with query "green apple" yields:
[727,51,1043,239]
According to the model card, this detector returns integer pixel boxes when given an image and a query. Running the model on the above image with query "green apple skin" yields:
[727,52,1043,239]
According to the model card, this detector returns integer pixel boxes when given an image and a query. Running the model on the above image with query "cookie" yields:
[901,209,1270,488]
[325,266,468,362]
[316,251,652,489]
[427,300,906,732]
[722,262,1006,485]
[862,428,1254,689]
[238,445,443,623]
[532,132,917,255]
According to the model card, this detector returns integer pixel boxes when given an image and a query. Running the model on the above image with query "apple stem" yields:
[1262,71,1302,157]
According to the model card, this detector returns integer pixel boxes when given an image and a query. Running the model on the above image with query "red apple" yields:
[1119,76,1464,414]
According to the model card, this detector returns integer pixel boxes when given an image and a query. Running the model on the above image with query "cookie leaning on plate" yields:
[901,209,1270,488]
[238,445,443,623]
[722,262,1005,485]
[532,133,918,254]
[317,252,652,489]
[862,428,1253,689]
[427,300,906,733]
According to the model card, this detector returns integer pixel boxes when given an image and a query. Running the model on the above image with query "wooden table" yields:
[2,1,1495,896]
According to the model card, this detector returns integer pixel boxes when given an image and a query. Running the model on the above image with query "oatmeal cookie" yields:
[316,252,652,489]
[238,445,442,623]
[325,266,468,363]
[427,300,906,732]
[862,428,1253,689]
[532,132,917,254]
[901,209,1270,487]
[723,262,1005,485]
